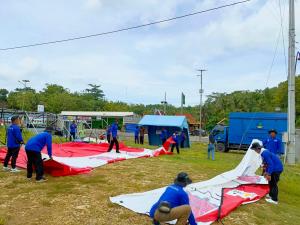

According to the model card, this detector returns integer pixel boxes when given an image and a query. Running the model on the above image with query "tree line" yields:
[0,75,299,130]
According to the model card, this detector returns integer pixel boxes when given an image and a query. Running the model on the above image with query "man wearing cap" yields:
[3,116,24,172]
[25,127,53,182]
[107,119,120,153]
[150,172,197,225]
[263,129,283,157]
[251,142,283,204]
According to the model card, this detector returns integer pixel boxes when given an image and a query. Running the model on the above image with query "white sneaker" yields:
[265,194,270,199]
[2,166,10,171]
[36,177,47,183]
[10,168,21,173]
[265,198,278,205]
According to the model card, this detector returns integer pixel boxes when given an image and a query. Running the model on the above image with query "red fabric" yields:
[42,142,144,157]
[163,137,175,151]
[0,148,92,177]
[0,142,171,177]
[195,184,269,222]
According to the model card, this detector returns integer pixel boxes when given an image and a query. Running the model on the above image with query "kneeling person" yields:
[25,127,53,182]
[150,172,197,225]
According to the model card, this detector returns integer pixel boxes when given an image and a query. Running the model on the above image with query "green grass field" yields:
[0,139,299,225]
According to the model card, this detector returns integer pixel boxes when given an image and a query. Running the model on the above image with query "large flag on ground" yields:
[0,142,172,176]
[110,139,269,225]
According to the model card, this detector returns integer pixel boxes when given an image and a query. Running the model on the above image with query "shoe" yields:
[107,149,112,152]
[116,151,120,153]
[2,166,10,171]
[10,168,21,173]
[265,198,278,204]
[27,177,32,181]
[265,194,270,199]
[36,177,47,183]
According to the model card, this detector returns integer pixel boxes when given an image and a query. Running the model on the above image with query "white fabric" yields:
[110,139,267,225]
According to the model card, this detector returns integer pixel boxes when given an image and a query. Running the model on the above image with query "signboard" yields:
[37,105,44,113]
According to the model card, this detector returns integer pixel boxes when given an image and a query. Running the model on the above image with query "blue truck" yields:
[211,112,287,152]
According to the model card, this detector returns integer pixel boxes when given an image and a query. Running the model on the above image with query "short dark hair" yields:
[11,116,20,123]
[250,142,262,150]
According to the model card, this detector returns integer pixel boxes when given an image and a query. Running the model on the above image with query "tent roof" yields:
[139,115,187,128]
[60,111,134,117]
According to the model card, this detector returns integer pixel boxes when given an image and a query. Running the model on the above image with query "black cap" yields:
[268,129,277,134]
[250,142,262,150]
[174,172,192,186]
[11,115,20,122]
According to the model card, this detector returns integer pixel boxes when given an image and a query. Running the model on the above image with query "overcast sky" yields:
[0,0,299,106]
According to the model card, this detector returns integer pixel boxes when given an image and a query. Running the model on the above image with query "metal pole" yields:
[287,0,296,164]
[197,69,206,141]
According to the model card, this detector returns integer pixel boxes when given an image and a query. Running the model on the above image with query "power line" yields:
[0,0,251,51]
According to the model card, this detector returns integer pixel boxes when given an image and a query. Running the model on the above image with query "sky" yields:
[0,0,299,106]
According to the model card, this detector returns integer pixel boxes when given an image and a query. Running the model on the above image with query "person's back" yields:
[149,172,197,225]
[261,149,283,174]
[26,132,52,155]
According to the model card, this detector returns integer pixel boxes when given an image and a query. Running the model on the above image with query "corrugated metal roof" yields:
[139,115,187,128]
[60,111,134,117]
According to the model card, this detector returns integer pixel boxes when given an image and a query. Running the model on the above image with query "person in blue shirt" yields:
[134,126,140,144]
[106,125,111,143]
[179,131,186,148]
[150,172,197,225]
[207,132,215,160]
[3,116,24,172]
[69,120,77,141]
[25,127,53,182]
[251,142,283,204]
[263,129,283,157]
[160,128,168,145]
[171,132,180,154]
[107,119,120,153]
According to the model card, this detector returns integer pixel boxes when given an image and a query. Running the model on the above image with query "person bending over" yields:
[25,127,53,182]
[251,142,283,204]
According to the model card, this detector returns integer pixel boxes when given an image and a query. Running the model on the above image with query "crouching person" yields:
[150,172,197,225]
[25,127,53,182]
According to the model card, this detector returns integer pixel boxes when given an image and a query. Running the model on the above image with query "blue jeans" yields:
[208,144,215,160]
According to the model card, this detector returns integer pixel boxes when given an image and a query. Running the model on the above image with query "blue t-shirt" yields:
[261,149,283,174]
[25,132,52,157]
[111,123,118,138]
[7,124,23,148]
[70,123,77,133]
[150,184,197,225]
[263,137,283,155]
[134,127,139,137]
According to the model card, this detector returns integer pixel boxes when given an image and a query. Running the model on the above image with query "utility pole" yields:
[161,92,167,115]
[287,0,296,164]
[18,80,30,112]
[197,69,206,141]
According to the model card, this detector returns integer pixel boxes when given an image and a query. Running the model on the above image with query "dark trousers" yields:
[107,135,111,143]
[269,172,281,201]
[180,140,185,148]
[134,136,139,144]
[161,138,166,145]
[4,147,20,169]
[140,136,144,144]
[108,137,119,152]
[26,150,44,180]
[69,132,76,141]
[171,143,180,154]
